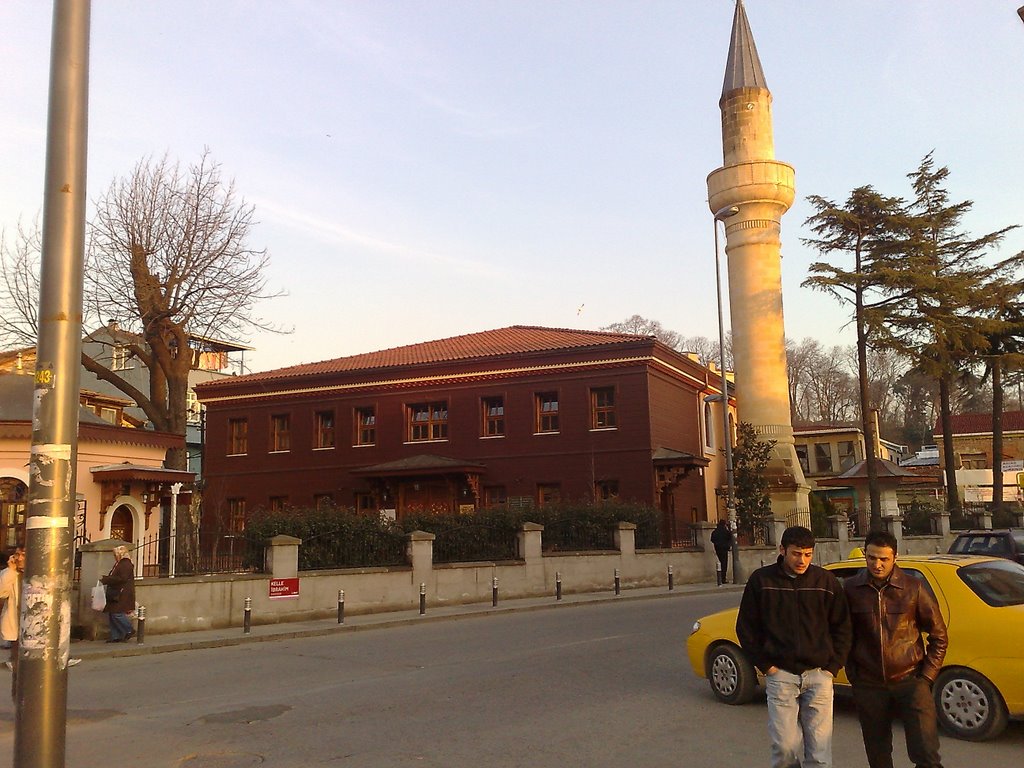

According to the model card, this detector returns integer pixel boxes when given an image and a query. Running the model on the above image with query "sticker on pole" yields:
[269,578,299,599]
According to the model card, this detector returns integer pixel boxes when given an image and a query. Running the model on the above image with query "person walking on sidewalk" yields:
[710,519,733,584]
[843,530,948,768]
[0,548,24,697]
[736,526,851,768]
[101,545,136,643]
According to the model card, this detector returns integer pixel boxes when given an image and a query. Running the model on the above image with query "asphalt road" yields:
[1,591,1021,767]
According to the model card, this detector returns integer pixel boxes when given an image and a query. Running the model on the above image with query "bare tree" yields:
[0,220,42,348]
[0,150,279,471]
[601,315,682,350]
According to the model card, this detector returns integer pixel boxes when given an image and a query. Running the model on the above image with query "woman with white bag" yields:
[100,545,136,643]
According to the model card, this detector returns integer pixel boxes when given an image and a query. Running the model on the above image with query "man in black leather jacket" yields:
[843,530,948,768]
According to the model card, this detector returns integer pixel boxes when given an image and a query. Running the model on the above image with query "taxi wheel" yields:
[934,668,1008,741]
[706,644,758,705]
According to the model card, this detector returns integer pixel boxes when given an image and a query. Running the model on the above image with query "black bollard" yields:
[555,571,562,601]
[716,559,723,586]
[492,576,499,607]
[243,596,252,634]
[338,589,345,624]
[667,564,674,591]
[614,568,621,596]
[136,605,146,644]
[419,582,426,615]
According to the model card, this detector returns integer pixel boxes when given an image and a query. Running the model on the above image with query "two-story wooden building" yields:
[196,326,735,546]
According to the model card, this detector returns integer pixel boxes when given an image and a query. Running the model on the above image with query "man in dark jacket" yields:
[710,519,733,584]
[736,526,851,768]
[843,530,948,768]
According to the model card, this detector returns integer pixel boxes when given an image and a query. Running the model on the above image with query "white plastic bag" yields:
[90,580,106,611]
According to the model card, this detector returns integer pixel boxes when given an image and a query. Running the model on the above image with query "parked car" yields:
[948,529,1024,565]
[686,554,1024,741]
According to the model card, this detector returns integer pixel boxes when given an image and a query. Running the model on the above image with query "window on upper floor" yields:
[814,442,833,474]
[111,344,132,371]
[795,444,810,475]
[228,418,248,456]
[704,402,715,450]
[270,414,290,452]
[186,389,202,424]
[314,410,335,449]
[537,483,561,506]
[535,392,559,434]
[590,387,616,429]
[354,406,376,446]
[838,440,856,471]
[408,401,448,442]
[481,396,505,437]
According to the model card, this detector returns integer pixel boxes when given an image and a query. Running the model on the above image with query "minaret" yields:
[707,0,810,525]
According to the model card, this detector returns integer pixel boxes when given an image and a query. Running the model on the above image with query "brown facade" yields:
[197,327,724,545]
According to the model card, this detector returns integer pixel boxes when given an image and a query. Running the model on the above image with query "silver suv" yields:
[948,529,1024,565]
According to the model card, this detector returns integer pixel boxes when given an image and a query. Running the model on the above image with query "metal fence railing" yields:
[541,518,617,552]
[737,519,770,547]
[132,533,265,577]
[430,523,519,564]
[298,528,408,571]
[669,525,699,549]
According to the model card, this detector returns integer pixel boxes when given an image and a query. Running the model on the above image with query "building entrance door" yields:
[110,504,134,543]
[400,481,451,516]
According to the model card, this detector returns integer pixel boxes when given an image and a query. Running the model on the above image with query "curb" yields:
[74,583,744,660]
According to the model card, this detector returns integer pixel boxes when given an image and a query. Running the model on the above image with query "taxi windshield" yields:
[958,560,1024,607]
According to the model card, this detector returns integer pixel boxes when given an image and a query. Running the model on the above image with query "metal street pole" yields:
[713,205,743,584]
[14,2,91,767]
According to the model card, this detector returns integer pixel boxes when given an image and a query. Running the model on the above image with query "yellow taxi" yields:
[686,554,1024,741]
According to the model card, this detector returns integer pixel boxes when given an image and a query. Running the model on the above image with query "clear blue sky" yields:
[3,1,1024,373]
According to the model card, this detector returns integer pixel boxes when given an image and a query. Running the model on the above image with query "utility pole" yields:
[14,2,91,767]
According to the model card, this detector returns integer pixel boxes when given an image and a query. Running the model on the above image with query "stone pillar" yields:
[264,534,300,578]
[695,521,719,580]
[882,516,904,551]
[827,514,849,553]
[930,512,951,538]
[406,530,435,597]
[770,517,788,547]
[517,522,544,563]
[1013,510,1024,529]
[973,510,993,530]
[613,522,637,558]
[77,538,129,640]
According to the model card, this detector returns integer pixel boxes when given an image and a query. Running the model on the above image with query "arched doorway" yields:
[109,504,134,544]
[0,477,27,549]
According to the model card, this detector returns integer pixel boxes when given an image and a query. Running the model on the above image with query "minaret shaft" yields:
[708,2,810,525]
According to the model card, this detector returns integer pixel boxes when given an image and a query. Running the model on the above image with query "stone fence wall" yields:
[75,515,959,639]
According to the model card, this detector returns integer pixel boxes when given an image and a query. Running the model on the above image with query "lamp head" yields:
[714,205,740,221]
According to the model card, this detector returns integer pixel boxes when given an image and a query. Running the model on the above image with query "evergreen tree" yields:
[733,422,775,529]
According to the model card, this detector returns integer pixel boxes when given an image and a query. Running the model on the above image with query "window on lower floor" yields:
[595,480,619,501]
[314,410,335,449]
[355,492,376,513]
[313,493,333,510]
[270,414,290,452]
[814,443,833,474]
[537,483,561,506]
[227,498,246,532]
[590,387,616,429]
[269,496,288,513]
[228,418,248,455]
[535,392,559,433]
[408,401,448,441]
[355,406,376,446]
[483,486,507,508]
[481,396,505,437]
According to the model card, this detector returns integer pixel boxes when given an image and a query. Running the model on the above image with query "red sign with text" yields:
[269,577,299,599]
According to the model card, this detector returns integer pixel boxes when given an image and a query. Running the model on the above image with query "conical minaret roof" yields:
[721,0,767,95]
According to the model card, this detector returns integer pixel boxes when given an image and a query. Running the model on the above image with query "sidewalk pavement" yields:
[72,580,744,660]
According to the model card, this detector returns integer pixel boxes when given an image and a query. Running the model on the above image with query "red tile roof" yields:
[201,326,655,387]
[934,411,1024,436]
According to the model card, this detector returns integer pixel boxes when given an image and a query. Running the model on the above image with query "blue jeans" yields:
[765,667,834,768]
[108,612,133,641]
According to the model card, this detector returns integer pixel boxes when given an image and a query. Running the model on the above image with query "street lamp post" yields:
[713,205,743,584]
